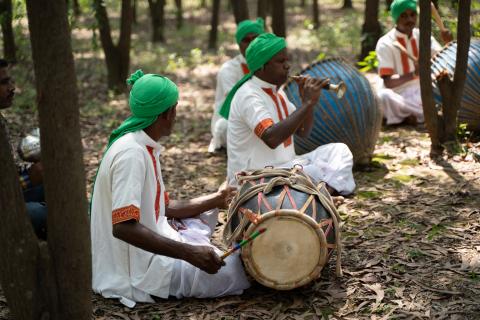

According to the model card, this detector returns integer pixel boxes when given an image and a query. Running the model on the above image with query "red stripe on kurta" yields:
[396,37,410,74]
[146,146,160,222]
[241,63,250,75]
[262,88,292,147]
[410,38,418,59]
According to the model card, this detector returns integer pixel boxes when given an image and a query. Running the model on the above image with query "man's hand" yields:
[299,77,329,106]
[186,245,225,274]
[215,183,237,209]
[440,30,453,44]
[28,162,43,186]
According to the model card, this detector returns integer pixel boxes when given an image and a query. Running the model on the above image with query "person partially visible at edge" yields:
[375,0,453,126]
[0,59,47,240]
[90,70,250,308]
[208,18,265,153]
[219,33,356,196]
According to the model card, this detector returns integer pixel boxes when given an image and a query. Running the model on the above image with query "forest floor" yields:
[1,1,480,319]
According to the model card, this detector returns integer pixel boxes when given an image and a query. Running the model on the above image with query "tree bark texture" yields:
[0,116,59,319]
[312,0,320,29]
[0,0,16,62]
[342,0,353,9]
[25,0,91,318]
[257,0,268,20]
[94,0,133,92]
[360,0,382,60]
[271,0,286,37]
[148,0,165,42]
[175,0,183,29]
[208,0,220,49]
[230,0,249,24]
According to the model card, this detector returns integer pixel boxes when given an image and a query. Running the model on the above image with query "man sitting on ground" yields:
[220,33,356,196]
[90,70,250,308]
[375,0,452,125]
[208,18,264,152]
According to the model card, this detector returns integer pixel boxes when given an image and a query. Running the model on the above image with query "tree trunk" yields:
[271,0,286,37]
[359,0,382,60]
[419,0,470,156]
[200,0,207,8]
[230,0,249,24]
[94,0,133,92]
[0,0,16,62]
[175,0,183,29]
[257,0,268,20]
[148,0,165,42]
[73,0,80,16]
[342,0,353,9]
[208,0,220,49]
[385,0,393,11]
[312,0,320,29]
[300,0,306,7]
[133,0,137,25]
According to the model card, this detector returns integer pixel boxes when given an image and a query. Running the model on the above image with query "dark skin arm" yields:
[261,78,328,149]
[166,184,237,220]
[112,220,225,274]
[382,71,417,89]
[28,162,43,186]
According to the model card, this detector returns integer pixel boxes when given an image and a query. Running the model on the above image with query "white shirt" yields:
[227,76,296,181]
[91,130,181,305]
[214,54,249,114]
[376,28,442,78]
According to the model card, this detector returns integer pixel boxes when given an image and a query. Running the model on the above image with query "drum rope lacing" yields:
[224,167,343,277]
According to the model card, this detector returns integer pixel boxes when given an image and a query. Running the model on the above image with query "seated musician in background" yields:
[375,0,452,125]
[0,59,47,240]
[219,33,356,196]
[208,18,264,152]
[90,70,249,308]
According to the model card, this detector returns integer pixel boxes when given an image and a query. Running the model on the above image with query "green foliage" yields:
[357,51,378,73]
[316,52,326,61]
[457,122,472,143]
[427,224,446,240]
[357,190,382,199]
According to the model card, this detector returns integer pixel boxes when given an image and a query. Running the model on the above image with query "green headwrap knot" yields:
[235,18,265,44]
[126,69,145,85]
[390,0,417,23]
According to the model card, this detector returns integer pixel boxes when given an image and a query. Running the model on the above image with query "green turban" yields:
[235,18,265,44]
[219,33,286,119]
[107,69,179,148]
[390,0,417,23]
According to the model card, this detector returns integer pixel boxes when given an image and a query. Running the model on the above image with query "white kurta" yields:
[91,131,249,307]
[227,76,356,195]
[209,54,249,152]
[375,28,442,124]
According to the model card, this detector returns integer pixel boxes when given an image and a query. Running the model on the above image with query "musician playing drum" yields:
[375,0,453,125]
[219,33,356,196]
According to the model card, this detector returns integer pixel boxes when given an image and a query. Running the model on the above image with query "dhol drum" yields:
[431,39,480,131]
[284,58,382,166]
[223,167,342,290]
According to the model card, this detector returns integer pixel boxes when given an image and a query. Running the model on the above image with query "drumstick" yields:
[220,228,267,260]
[431,2,447,32]
[392,41,418,63]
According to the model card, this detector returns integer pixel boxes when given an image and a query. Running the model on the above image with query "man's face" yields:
[263,48,290,86]
[0,67,15,109]
[396,9,417,35]
[239,33,259,57]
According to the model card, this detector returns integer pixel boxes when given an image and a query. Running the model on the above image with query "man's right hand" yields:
[299,77,329,106]
[186,245,225,274]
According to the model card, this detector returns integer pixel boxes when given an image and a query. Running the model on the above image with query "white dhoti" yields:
[377,79,424,125]
[208,115,228,152]
[169,209,250,298]
[280,143,356,195]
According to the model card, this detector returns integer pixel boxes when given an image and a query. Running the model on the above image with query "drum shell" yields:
[284,58,382,166]
[431,40,480,131]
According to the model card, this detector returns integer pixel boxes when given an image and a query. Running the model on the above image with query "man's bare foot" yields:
[332,196,345,207]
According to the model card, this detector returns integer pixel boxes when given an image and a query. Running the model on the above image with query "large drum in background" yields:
[431,39,480,131]
[223,167,341,290]
[284,58,382,166]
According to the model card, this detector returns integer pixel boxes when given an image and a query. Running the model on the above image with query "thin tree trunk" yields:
[257,0,268,20]
[0,0,16,62]
[133,0,137,25]
[360,0,382,60]
[271,0,286,37]
[25,0,91,318]
[342,0,353,9]
[385,0,393,11]
[148,0,166,42]
[208,0,220,49]
[230,0,249,24]
[175,0,183,29]
[300,0,306,7]
[94,0,133,92]
[73,0,81,16]
[312,0,320,29]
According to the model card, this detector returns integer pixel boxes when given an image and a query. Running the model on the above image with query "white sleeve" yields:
[110,148,146,224]
[215,62,242,110]
[376,39,395,76]
[239,93,275,138]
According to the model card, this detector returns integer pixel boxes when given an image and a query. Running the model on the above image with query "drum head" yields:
[242,210,328,290]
